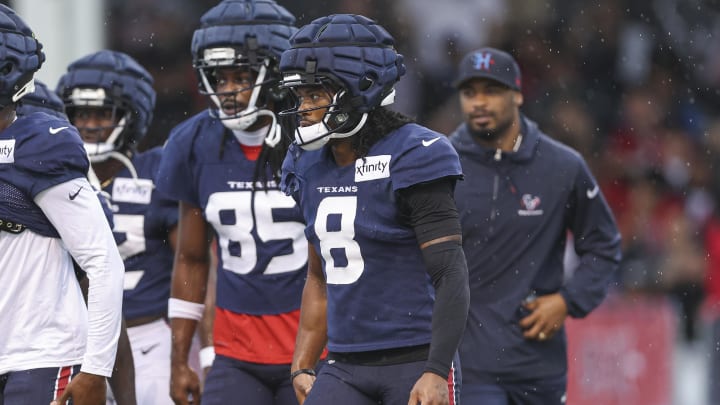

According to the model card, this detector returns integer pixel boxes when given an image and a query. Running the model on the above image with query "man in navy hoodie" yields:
[450,47,622,404]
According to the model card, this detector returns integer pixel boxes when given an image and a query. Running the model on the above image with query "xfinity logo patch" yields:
[355,155,390,182]
[0,139,15,163]
[112,178,153,204]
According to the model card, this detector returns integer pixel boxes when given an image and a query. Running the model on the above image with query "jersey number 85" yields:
[206,190,307,276]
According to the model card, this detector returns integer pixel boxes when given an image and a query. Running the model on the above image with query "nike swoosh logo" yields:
[140,343,159,355]
[422,137,441,147]
[586,185,599,199]
[49,126,69,135]
[69,187,83,200]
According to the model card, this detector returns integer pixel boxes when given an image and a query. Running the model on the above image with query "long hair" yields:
[252,93,295,189]
[351,108,414,158]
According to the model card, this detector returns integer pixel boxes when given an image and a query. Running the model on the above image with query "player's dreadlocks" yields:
[252,95,295,189]
[351,108,415,159]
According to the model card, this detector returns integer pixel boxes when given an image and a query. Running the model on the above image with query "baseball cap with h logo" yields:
[453,47,522,91]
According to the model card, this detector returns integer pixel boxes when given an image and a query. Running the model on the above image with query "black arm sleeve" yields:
[396,178,461,244]
[398,179,470,378]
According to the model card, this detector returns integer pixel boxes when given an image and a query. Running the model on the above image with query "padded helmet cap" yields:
[279,14,405,113]
[0,4,45,107]
[56,50,156,145]
[191,0,297,67]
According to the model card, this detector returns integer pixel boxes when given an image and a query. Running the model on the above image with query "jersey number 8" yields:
[315,196,364,285]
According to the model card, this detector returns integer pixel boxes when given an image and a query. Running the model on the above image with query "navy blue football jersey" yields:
[0,112,88,237]
[281,123,463,353]
[156,111,307,316]
[104,147,177,320]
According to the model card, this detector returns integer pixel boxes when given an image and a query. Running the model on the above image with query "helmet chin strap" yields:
[90,150,147,208]
[88,150,140,185]
[296,89,371,151]
[297,112,368,151]
[83,115,128,160]
[257,109,281,147]
[295,123,329,151]
[84,114,141,187]
[86,165,102,190]
[86,165,114,204]
[228,109,282,147]
[218,108,258,131]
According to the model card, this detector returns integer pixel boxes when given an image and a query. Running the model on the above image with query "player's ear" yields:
[513,91,523,108]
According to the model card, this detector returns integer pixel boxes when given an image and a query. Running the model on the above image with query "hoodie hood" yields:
[450,114,541,164]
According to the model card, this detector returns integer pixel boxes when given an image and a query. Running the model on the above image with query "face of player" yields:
[458,78,523,141]
[71,106,119,144]
[213,66,257,116]
[292,85,336,128]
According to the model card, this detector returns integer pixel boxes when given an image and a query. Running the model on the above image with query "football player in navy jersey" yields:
[17,79,137,405]
[18,79,117,224]
[0,5,124,405]
[155,1,307,405]
[449,47,621,405]
[56,50,177,405]
[279,14,470,405]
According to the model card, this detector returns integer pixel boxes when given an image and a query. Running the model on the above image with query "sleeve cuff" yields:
[559,288,584,318]
[424,362,450,380]
[79,363,113,378]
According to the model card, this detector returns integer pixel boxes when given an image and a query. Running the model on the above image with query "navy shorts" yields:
[305,354,460,405]
[201,354,297,405]
[461,374,566,405]
[0,365,81,405]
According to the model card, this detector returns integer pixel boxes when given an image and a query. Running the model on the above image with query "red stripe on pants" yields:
[54,366,73,400]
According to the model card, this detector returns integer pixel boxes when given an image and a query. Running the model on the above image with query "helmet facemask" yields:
[190,0,298,147]
[281,74,373,151]
[280,73,401,151]
[196,46,281,144]
[57,50,155,164]
[66,87,132,162]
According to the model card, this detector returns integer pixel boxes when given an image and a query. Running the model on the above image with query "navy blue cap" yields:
[453,47,521,91]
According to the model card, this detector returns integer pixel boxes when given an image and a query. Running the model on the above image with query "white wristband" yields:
[167,298,205,321]
[199,346,215,369]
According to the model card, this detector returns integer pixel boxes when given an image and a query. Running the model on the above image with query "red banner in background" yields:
[566,294,676,405]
